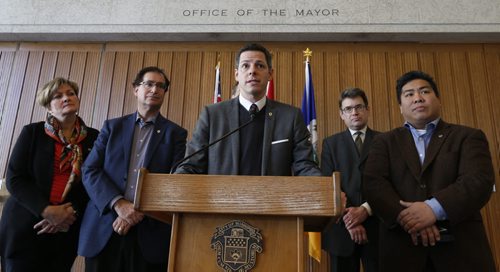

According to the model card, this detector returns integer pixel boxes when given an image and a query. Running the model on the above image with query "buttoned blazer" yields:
[78,113,187,263]
[175,97,321,176]
[320,128,380,256]
[363,120,495,271]
[0,122,98,258]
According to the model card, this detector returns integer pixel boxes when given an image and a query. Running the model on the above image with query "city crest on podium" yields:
[211,220,263,272]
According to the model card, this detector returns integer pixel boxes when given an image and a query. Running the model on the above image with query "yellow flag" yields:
[308,232,321,262]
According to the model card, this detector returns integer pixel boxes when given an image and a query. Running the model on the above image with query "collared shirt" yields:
[404,118,447,221]
[239,95,266,112]
[348,126,367,142]
[124,113,157,201]
[404,119,439,164]
[110,112,158,208]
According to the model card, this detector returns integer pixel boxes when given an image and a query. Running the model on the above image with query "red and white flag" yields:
[266,78,275,100]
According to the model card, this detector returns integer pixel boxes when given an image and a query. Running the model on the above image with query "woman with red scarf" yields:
[0,78,99,271]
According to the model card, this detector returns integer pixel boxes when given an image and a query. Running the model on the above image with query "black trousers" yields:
[1,230,77,272]
[85,228,167,272]
[330,243,378,272]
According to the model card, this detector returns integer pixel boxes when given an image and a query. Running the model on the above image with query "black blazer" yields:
[0,122,98,258]
[320,128,380,256]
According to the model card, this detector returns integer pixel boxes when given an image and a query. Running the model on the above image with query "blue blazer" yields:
[78,113,187,263]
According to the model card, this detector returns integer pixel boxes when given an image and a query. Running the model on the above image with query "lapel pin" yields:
[268,112,273,117]
[438,134,443,138]
[157,130,161,133]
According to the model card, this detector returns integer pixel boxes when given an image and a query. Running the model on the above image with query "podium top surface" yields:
[135,171,342,219]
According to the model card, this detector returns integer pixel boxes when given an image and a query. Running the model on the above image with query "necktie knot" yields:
[249,104,258,119]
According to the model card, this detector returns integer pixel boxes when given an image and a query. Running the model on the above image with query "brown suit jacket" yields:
[363,120,495,272]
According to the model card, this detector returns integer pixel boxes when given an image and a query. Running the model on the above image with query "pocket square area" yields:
[271,139,289,145]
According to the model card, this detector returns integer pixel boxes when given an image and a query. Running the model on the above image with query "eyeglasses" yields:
[139,81,167,90]
[341,104,367,114]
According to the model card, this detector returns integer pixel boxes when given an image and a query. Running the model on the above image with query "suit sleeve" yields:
[6,125,50,217]
[82,121,123,215]
[362,135,404,227]
[174,106,210,174]
[320,138,335,176]
[434,129,494,224]
[291,108,321,176]
[172,126,188,169]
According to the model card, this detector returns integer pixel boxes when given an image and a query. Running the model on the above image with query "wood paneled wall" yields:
[0,42,499,271]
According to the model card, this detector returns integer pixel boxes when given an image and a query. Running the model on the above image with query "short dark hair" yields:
[338,87,369,109]
[235,43,272,69]
[396,70,439,104]
[132,66,170,91]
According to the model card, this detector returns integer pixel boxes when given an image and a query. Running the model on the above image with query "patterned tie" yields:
[249,104,258,119]
[354,131,363,155]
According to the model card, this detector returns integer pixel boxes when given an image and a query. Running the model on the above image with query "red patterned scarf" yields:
[44,115,87,201]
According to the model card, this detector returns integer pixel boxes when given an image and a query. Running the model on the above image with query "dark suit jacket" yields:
[175,98,321,176]
[0,122,98,259]
[363,120,495,272]
[320,128,379,256]
[78,113,187,263]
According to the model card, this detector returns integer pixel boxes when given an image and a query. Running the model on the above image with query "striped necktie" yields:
[354,131,363,155]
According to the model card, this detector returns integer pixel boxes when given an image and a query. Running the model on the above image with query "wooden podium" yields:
[134,169,343,272]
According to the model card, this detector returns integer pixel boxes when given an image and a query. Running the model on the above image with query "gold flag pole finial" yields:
[216,53,221,68]
[303,48,313,62]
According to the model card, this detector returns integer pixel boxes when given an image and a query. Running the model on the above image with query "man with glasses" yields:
[321,88,380,272]
[363,71,495,271]
[78,66,187,272]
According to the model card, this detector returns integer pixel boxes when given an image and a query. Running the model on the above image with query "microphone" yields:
[170,104,259,174]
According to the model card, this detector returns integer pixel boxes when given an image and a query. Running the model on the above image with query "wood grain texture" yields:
[170,213,302,272]
[136,170,342,220]
[0,42,499,272]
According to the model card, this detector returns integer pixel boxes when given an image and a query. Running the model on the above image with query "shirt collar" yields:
[135,112,158,126]
[239,95,267,112]
[348,126,368,136]
[404,118,440,131]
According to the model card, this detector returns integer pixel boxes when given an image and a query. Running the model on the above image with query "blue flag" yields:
[302,54,321,263]
[301,59,318,162]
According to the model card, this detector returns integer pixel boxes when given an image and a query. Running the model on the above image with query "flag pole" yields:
[302,48,322,264]
[213,61,222,104]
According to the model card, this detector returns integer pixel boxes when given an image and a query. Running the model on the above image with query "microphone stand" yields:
[170,108,257,174]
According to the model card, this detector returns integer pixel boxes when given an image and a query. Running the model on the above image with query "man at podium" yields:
[174,43,321,177]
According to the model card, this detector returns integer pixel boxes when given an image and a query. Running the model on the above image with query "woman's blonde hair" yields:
[36,77,79,109]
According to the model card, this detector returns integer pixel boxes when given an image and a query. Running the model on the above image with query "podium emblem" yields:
[211,220,263,272]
